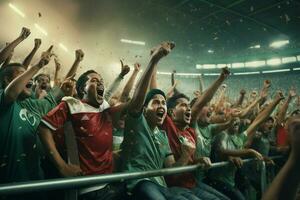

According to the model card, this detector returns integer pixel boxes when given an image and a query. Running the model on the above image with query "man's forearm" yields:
[22,47,39,69]
[0,37,23,64]
[120,70,138,102]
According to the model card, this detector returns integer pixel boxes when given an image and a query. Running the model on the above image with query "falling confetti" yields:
[226,20,231,25]
[38,12,42,17]
[250,6,254,12]
[284,14,291,23]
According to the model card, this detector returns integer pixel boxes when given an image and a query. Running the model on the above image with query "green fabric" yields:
[193,123,216,181]
[120,113,172,190]
[251,132,270,156]
[113,128,124,151]
[209,132,242,187]
[0,89,57,183]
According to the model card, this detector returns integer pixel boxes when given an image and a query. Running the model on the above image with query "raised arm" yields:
[128,42,175,114]
[191,67,230,124]
[262,117,300,200]
[104,60,130,101]
[53,58,62,87]
[22,39,42,69]
[64,49,84,79]
[3,46,53,105]
[0,27,31,65]
[276,88,296,126]
[171,70,180,95]
[235,89,246,107]
[244,92,284,148]
[198,74,204,94]
[119,62,140,103]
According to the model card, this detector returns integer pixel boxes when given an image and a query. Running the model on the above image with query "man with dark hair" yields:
[33,73,51,99]
[0,46,55,186]
[158,68,231,200]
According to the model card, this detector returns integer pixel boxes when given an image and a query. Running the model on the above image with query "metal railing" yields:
[0,155,283,196]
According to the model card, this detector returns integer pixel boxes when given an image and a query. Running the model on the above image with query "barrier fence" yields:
[0,155,283,197]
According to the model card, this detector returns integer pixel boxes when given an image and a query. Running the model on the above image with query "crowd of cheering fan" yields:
[0,27,300,200]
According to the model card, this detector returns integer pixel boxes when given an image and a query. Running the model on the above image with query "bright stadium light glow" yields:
[157,71,172,75]
[34,24,48,36]
[59,43,68,52]
[234,71,260,75]
[196,64,202,69]
[267,58,281,66]
[270,40,289,48]
[293,67,300,71]
[282,56,297,64]
[297,55,300,61]
[8,3,25,18]
[245,60,266,67]
[217,64,227,68]
[208,50,214,53]
[262,69,290,74]
[232,63,245,68]
[120,39,145,46]
[202,64,216,69]
[249,44,260,49]
[203,73,220,76]
[177,72,201,76]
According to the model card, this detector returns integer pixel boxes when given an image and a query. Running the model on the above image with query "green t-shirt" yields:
[0,89,57,183]
[193,123,216,181]
[113,128,124,151]
[120,113,172,190]
[209,132,245,187]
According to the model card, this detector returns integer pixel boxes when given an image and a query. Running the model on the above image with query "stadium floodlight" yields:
[196,64,202,69]
[282,56,297,64]
[202,64,216,69]
[177,73,201,76]
[270,40,289,48]
[234,71,260,75]
[231,63,245,68]
[34,24,48,36]
[217,64,227,68]
[120,39,145,46]
[59,43,68,52]
[245,60,266,67]
[297,55,300,62]
[157,71,172,75]
[249,45,260,49]
[262,69,290,74]
[203,73,220,76]
[293,67,300,71]
[208,50,214,53]
[8,3,25,18]
[267,58,281,66]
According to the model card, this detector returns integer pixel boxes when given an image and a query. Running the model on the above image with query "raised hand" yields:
[75,49,84,62]
[240,89,246,96]
[120,60,130,77]
[150,41,175,61]
[275,91,285,101]
[220,67,230,79]
[289,87,297,98]
[34,38,42,49]
[37,45,53,68]
[264,80,271,89]
[134,62,141,72]
[19,27,31,40]
[60,74,76,96]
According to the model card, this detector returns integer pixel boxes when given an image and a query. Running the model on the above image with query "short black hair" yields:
[76,70,98,99]
[0,63,24,89]
[167,93,190,109]
[34,73,50,82]
[144,89,166,107]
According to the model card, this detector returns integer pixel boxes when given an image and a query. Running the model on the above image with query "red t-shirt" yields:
[41,97,114,175]
[277,125,289,147]
[162,115,197,188]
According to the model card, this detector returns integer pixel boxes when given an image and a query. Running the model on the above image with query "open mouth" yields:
[26,82,33,89]
[96,87,104,97]
[40,84,47,90]
[156,109,165,119]
[184,112,191,119]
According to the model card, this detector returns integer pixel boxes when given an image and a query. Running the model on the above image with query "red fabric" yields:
[277,126,289,147]
[42,101,114,175]
[162,115,197,189]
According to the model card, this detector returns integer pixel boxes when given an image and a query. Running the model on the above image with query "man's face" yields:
[229,117,241,133]
[170,98,191,125]
[262,119,274,133]
[6,66,33,98]
[35,74,51,91]
[144,94,167,126]
[83,73,105,107]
